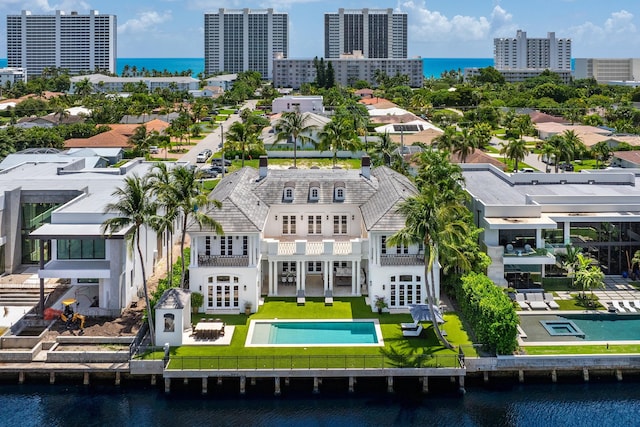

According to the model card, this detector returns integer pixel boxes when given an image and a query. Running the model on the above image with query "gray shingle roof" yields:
[188,163,417,234]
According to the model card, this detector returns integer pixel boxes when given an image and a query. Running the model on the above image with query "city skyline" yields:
[0,1,638,59]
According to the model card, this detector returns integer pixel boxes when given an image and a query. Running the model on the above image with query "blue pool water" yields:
[250,321,379,345]
[563,314,640,341]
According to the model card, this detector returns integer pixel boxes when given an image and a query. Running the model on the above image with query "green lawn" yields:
[524,344,640,355]
[213,157,362,173]
[146,297,475,369]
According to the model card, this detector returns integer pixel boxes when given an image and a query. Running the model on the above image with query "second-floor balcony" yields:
[380,254,425,266]
[197,255,249,268]
[264,237,365,258]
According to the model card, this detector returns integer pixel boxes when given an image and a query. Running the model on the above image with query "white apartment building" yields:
[273,57,423,89]
[464,67,572,84]
[324,9,407,59]
[7,10,117,77]
[494,30,571,71]
[69,74,200,94]
[574,58,640,84]
[272,95,324,114]
[204,9,288,80]
[187,156,433,314]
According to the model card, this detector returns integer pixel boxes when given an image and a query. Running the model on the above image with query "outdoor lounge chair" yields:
[402,324,423,337]
[515,294,530,310]
[611,301,626,313]
[633,300,640,311]
[543,293,560,310]
[401,321,420,330]
[623,300,637,313]
[526,293,548,310]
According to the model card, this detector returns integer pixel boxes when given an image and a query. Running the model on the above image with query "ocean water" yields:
[0,58,493,79]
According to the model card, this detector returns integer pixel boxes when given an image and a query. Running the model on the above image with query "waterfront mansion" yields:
[461,164,640,286]
[187,156,434,314]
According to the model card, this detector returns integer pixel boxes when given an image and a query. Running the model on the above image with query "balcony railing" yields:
[380,254,424,266]
[268,238,363,257]
[198,255,249,267]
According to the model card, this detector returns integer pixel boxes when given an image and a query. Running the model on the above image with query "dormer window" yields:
[309,181,320,202]
[283,181,295,202]
[334,182,345,202]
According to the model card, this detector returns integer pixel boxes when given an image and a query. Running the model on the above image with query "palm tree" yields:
[537,142,556,173]
[562,244,583,288]
[452,128,476,163]
[155,165,224,288]
[274,109,316,168]
[433,126,457,153]
[389,188,471,349]
[102,175,157,345]
[372,132,396,167]
[574,253,604,299]
[318,117,361,167]
[502,138,529,172]
[225,121,258,167]
[591,141,611,169]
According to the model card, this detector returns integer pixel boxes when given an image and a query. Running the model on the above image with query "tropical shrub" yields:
[456,272,519,355]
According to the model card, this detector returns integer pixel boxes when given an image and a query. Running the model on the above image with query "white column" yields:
[351,260,357,295]
[355,260,361,296]
[329,260,334,291]
[536,229,543,249]
[298,260,303,292]
[273,261,279,296]
[268,260,274,295]
[563,222,571,245]
[190,236,198,267]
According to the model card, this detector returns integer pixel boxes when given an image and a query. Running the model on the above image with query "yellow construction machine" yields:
[60,299,86,331]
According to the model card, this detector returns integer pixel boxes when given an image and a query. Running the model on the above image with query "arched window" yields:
[163,313,175,332]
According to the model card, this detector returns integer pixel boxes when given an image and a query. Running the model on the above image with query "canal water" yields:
[0,378,639,426]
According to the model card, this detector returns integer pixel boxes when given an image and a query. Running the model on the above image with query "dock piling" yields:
[202,377,208,395]
[274,377,281,396]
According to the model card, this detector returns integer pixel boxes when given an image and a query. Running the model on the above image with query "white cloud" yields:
[570,10,636,48]
[118,10,173,34]
[400,2,515,42]
[0,0,90,12]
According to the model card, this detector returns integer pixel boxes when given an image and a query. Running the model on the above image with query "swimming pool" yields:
[520,313,640,342]
[246,319,384,347]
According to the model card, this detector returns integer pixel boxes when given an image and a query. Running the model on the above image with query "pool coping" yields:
[245,319,385,348]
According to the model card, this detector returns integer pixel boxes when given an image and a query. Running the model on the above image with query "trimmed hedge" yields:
[457,272,519,355]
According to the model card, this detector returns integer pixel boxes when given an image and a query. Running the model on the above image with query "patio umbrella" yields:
[408,304,445,324]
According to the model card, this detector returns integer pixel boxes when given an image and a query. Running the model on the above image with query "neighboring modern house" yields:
[0,158,181,317]
[187,156,432,314]
[461,164,640,286]
[0,148,108,170]
[272,96,324,114]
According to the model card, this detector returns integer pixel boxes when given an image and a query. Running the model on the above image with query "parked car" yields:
[196,149,212,163]
[518,168,535,173]
[200,166,219,178]
[559,163,574,171]
[211,157,231,166]
[149,146,159,154]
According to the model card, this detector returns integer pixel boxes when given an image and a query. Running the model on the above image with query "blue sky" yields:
[1,0,638,58]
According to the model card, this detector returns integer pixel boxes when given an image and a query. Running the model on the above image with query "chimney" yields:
[361,155,371,179]
[259,155,268,179]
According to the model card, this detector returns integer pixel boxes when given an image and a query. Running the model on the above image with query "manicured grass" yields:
[524,344,640,355]
[542,277,574,291]
[146,297,475,369]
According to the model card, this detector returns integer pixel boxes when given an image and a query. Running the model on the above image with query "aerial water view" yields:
[1,1,640,426]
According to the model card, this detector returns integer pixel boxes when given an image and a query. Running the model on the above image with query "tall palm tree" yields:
[502,138,529,172]
[274,109,315,168]
[318,117,361,167]
[157,165,224,288]
[389,188,471,349]
[102,175,157,345]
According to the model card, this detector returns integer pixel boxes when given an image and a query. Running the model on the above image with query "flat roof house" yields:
[187,156,433,314]
[0,158,183,317]
[462,164,640,286]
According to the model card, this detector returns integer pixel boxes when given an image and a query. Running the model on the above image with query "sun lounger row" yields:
[514,293,559,310]
[610,300,640,313]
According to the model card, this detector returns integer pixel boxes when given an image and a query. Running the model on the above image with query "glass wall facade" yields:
[57,239,106,260]
[21,202,57,264]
